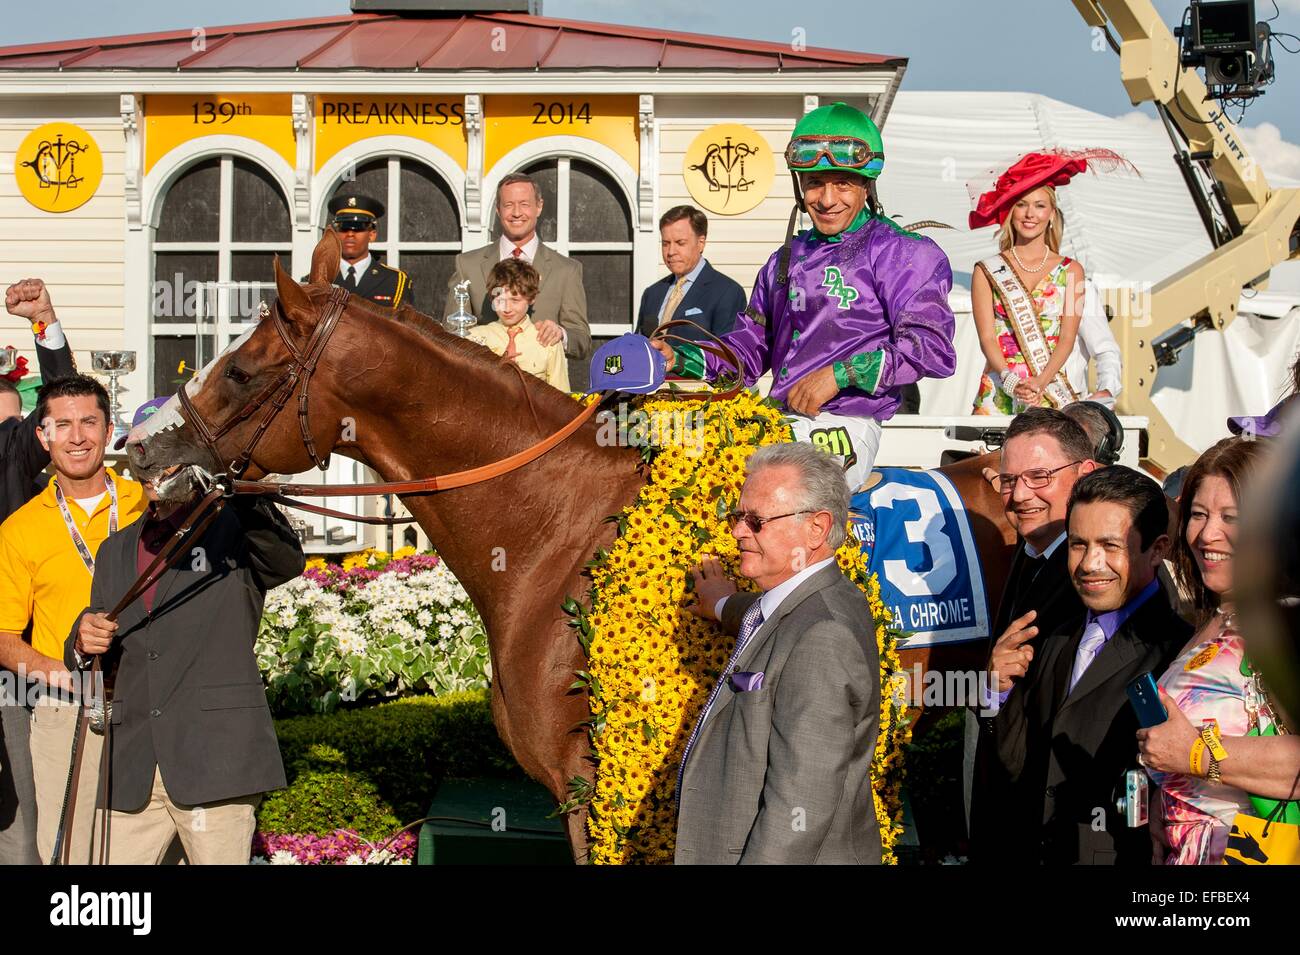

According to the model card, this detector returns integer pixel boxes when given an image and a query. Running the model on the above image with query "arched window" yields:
[325,156,461,305]
[151,155,290,397]
[518,157,634,330]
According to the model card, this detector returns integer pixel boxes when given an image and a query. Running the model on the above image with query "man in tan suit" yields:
[444,173,592,361]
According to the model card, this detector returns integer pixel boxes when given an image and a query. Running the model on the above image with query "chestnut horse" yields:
[126,233,1011,857]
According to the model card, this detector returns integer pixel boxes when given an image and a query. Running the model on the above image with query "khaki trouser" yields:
[29,697,103,865]
[103,765,260,865]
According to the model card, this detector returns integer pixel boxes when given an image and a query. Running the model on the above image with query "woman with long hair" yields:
[967,149,1132,415]
[1137,436,1300,864]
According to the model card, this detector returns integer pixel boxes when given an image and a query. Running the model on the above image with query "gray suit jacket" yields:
[443,241,592,360]
[675,562,883,865]
[64,498,304,811]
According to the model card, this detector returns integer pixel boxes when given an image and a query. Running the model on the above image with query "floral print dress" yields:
[972,256,1072,415]
[1145,624,1256,865]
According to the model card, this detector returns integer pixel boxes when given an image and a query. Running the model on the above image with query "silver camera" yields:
[1115,769,1149,827]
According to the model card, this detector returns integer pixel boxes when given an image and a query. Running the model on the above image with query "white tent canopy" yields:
[879,90,1300,454]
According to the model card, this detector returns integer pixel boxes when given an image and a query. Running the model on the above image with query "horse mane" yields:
[298,283,578,430]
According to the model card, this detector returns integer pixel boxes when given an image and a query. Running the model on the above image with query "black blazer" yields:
[1003,589,1191,864]
[636,261,745,340]
[0,338,75,523]
[968,539,1085,862]
[64,498,305,811]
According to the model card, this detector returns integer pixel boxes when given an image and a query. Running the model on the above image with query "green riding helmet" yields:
[786,102,885,179]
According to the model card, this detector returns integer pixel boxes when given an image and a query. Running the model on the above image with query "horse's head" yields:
[128,231,361,497]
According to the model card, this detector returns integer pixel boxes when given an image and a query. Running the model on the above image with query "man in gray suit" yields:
[676,442,882,864]
[444,173,592,361]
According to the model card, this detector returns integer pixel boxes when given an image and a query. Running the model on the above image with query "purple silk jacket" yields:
[703,216,958,420]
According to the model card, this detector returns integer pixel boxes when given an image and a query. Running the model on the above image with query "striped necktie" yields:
[676,599,765,799]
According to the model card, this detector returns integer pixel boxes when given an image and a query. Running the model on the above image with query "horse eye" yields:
[225,365,251,385]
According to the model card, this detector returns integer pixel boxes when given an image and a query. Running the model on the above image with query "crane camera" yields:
[1175,0,1274,98]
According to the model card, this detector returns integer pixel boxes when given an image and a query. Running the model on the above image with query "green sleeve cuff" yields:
[673,342,706,379]
[839,350,885,395]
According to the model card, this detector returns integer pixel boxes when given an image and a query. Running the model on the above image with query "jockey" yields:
[650,102,957,490]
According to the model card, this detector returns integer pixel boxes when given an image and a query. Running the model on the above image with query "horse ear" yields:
[309,229,343,286]
[273,254,311,320]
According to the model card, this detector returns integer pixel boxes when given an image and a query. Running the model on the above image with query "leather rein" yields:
[52,298,742,864]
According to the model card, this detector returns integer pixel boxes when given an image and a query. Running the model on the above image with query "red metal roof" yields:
[0,12,903,72]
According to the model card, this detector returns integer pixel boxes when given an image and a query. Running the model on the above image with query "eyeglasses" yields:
[333,224,374,234]
[997,461,1082,494]
[728,509,814,533]
[785,136,882,170]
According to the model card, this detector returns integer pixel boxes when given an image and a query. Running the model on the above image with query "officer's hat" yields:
[328,193,384,232]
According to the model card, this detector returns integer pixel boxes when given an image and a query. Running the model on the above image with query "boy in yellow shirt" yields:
[0,375,146,863]
[468,258,570,391]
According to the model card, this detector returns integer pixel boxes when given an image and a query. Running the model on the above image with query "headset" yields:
[1078,400,1124,466]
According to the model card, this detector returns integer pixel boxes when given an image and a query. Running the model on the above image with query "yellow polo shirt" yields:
[0,468,146,660]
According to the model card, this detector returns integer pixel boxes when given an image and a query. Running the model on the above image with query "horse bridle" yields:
[176,285,350,478]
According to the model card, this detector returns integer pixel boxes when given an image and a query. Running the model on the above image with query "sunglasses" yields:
[728,509,814,533]
[785,136,882,170]
[996,461,1082,494]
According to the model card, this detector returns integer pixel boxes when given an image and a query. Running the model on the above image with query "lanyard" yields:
[53,472,119,577]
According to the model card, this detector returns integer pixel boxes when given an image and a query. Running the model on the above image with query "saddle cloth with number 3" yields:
[848,468,989,646]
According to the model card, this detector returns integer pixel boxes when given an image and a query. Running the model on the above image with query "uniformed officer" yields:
[324,193,414,309]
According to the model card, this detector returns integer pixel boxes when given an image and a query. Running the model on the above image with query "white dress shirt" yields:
[498,233,540,264]
[713,556,837,623]
[1065,278,1122,403]
[340,254,372,283]
[1023,529,1067,562]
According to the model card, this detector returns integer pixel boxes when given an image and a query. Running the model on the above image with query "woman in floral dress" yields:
[1136,437,1300,864]
[967,149,1136,414]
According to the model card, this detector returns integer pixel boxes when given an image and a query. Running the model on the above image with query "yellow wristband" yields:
[1201,722,1229,762]
[1190,737,1207,776]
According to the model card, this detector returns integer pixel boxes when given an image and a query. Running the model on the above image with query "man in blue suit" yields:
[637,206,745,341]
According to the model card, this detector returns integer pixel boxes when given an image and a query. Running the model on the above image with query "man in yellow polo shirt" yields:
[0,374,145,863]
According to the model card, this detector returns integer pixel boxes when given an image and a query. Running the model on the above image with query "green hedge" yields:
[269,689,522,825]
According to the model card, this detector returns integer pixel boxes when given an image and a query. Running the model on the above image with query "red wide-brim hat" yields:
[967,148,1138,230]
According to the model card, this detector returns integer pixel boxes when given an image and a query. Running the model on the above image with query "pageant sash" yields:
[978,254,1078,409]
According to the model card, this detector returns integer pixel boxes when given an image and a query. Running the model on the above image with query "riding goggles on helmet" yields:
[785,136,882,170]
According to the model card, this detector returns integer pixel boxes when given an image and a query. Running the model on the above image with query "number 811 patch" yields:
[809,426,858,471]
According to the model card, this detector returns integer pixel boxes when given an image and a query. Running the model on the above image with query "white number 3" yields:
[867,484,956,597]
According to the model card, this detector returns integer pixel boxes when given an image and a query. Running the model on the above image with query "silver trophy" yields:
[90,350,137,447]
[0,346,16,377]
[444,280,477,338]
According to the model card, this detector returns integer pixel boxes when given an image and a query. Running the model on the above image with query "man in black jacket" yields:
[66,482,304,864]
[992,466,1189,863]
[0,278,76,864]
[967,408,1096,862]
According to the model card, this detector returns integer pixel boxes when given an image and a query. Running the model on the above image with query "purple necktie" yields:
[676,599,765,799]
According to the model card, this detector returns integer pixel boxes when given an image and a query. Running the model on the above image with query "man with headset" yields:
[1062,401,1125,467]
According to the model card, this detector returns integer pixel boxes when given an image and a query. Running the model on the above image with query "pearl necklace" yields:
[1010,244,1051,273]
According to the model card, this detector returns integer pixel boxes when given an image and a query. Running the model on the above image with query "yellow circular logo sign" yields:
[15,123,103,213]
[682,123,774,216]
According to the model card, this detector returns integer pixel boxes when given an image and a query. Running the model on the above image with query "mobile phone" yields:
[1126,672,1168,728]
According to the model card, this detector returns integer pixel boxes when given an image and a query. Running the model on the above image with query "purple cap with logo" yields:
[1227,395,1297,439]
[588,333,666,395]
[114,396,170,449]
